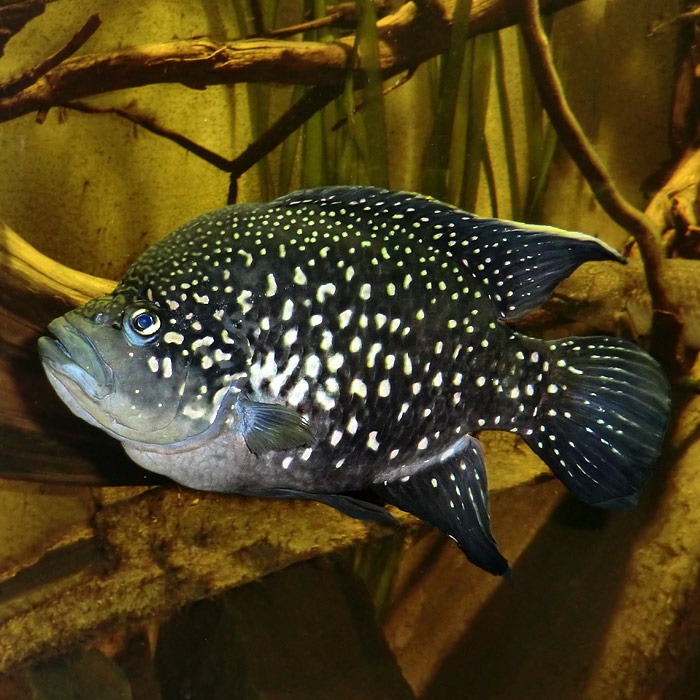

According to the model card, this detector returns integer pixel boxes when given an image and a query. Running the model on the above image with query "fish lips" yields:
[39,316,114,400]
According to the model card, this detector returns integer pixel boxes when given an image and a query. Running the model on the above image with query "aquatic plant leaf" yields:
[461,32,494,211]
[422,0,474,201]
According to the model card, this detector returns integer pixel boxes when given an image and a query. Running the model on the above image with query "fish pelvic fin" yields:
[371,436,510,576]
[525,337,670,507]
[236,487,398,526]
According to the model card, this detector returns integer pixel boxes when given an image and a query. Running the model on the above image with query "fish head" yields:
[38,291,247,447]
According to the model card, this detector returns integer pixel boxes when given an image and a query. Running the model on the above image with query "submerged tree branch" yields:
[64,85,344,203]
[0,0,584,125]
[0,13,101,99]
[64,100,233,171]
[518,0,681,364]
[227,85,343,202]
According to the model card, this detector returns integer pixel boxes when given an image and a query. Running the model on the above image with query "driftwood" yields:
[2,207,699,673]
[0,0,584,124]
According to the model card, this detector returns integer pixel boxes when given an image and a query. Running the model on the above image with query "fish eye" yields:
[124,305,162,346]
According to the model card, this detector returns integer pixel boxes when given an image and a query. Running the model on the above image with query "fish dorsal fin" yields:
[448,215,626,319]
[370,435,509,576]
[276,186,625,320]
[236,397,315,455]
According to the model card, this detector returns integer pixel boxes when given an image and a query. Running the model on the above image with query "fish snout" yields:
[39,315,114,399]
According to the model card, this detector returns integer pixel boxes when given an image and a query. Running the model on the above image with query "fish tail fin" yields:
[523,337,670,507]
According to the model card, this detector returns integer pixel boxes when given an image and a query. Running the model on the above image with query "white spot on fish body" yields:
[350,378,367,398]
[316,390,336,410]
[328,353,344,372]
[366,342,382,367]
[147,356,159,373]
[320,330,333,351]
[305,355,321,378]
[317,283,336,302]
[339,310,353,329]
[237,290,253,313]
[359,283,372,300]
[294,267,307,285]
[283,328,298,346]
[164,331,184,345]
[288,379,309,406]
[281,299,294,321]
[191,336,214,351]
[367,431,380,451]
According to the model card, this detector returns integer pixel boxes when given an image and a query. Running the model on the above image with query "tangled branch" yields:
[518,0,681,365]
[0,0,584,124]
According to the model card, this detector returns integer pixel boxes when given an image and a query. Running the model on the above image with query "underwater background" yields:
[0,0,694,698]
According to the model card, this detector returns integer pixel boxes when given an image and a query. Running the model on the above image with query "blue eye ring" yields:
[124,305,162,345]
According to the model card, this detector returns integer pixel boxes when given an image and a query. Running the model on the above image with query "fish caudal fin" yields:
[525,337,670,507]
[371,436,509,576]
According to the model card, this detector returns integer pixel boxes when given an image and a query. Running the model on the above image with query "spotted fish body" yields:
[39,187,670,575]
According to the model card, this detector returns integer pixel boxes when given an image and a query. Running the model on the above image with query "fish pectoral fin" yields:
[237,487,398,526]
[236,397,315,455]
[371,436,509,576]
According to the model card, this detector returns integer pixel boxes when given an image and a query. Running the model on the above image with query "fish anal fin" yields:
[236,397,315,455]
[371,436,509,576]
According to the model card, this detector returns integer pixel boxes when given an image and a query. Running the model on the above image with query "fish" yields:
[38,186,671,575]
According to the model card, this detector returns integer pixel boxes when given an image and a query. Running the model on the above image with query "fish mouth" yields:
[38,316,114,400]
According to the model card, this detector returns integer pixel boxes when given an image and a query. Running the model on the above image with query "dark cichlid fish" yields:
[38,187,670,575]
